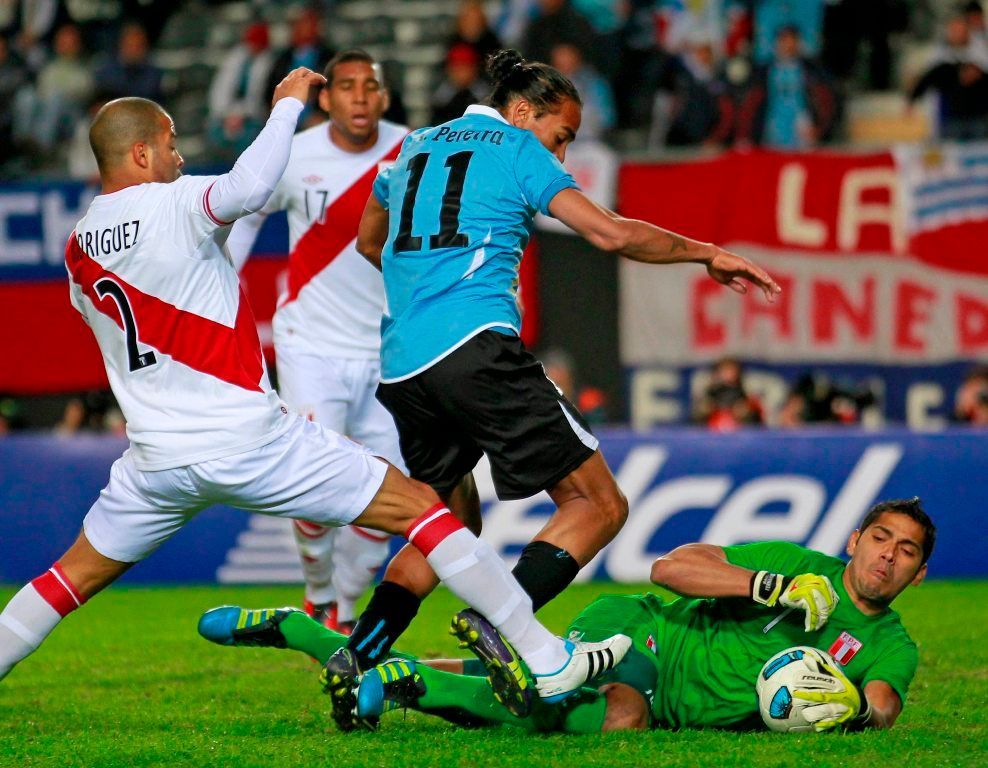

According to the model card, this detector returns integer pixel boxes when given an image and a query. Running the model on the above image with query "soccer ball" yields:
[755,646,843,733]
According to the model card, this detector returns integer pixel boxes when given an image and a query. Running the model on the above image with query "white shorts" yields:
[83,416,389,563]
[276,346,405,470]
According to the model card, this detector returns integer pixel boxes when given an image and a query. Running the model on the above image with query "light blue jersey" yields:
[373,104,578,382]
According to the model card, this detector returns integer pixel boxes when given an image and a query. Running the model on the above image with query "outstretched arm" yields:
[855,681,903,730]
[547,188,781,302]
[651,543,838,633]
[356,194,389,271]
[650,543,752,598]
[204,68,325,225]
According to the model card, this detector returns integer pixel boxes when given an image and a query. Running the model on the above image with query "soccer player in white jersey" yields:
[0,69,631,712]
[226,50,408,633]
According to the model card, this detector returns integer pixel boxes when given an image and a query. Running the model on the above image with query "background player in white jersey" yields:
[0,71,631,709]
[226,50,407,633]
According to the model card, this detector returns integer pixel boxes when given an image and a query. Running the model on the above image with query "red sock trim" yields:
[350,526,391,543]
[294,520,331,539]
[404,503,464,557]
[31,565,84,617]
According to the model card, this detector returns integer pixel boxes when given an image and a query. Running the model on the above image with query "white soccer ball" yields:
[755,646,844,733]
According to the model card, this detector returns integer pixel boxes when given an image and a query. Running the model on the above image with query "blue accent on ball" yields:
[769,686,794,719]
[762,649,805,680]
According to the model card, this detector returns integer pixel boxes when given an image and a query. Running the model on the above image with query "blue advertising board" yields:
[0,428,983,585]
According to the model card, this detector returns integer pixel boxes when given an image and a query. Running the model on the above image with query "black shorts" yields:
[377,330,598,500]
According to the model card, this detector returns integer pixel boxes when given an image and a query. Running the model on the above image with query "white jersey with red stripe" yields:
[66,175,293,471]
[266,119,407,358]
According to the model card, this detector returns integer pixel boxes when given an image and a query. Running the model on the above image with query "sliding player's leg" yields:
[0,452,198,681]
[222,417,630,727]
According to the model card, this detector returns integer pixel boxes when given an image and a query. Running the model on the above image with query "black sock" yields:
[345,581,421,668]
[511,541,580,611]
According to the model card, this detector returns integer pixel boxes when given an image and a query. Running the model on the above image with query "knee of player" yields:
[364,466,443,534]
[598,487,629,536]
[600,683,649,732]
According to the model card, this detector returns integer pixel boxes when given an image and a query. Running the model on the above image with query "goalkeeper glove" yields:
[750,571,839,632]
[791,651,863,732]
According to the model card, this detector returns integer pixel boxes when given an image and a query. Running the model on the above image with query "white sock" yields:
[292,520,338,606]
[405,505,569,675]
[0,565,84,681]
[332,526,390,622]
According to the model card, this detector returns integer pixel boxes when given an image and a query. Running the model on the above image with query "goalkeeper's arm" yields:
[852,681,902,730]
[650,544,838,631]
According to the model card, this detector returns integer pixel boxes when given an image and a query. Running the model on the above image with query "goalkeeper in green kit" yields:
[199,498,933,733]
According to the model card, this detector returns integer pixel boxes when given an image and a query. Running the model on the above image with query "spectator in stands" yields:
[655,0,751,57]
[752,0,825,64]
[430,43,489,125]
[207,21,274,160]
[549,42,615,139]
[570,0,628,78]
[691,357,763,431]
[963,1,988,50]
[64,0,122,54]
[542,348,609,425]
[448,0,503,67]
[736,25,837,149]
[94,21,163,102]
[821,0,903,90]
[0,34,35,168]
[264,5,333,127]
[34,24,93,151]
[651,33,732,147]
[0,0,63,72]
[928,11,988,68]
[910,14,988,141]
[614,0,666,128]
[521,0,595,67]
[778,372,877,427]
[67,95,104,181]
[954,366,988,425]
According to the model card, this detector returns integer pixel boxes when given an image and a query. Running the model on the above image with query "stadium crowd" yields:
[2,0,988,177]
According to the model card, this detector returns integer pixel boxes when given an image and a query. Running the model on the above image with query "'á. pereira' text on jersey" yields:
[66,176,292,471]
[373,105,578,382]
[266,120,407,358]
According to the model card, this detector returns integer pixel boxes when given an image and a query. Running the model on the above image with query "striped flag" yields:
[828,630,863,665]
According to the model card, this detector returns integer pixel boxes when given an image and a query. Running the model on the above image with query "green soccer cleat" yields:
[450,608,533,717]
[355,659,427,719]
[320,648,377,732]
[197,605,301,648]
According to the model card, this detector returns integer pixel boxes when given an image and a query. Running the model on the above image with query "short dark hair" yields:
[858,497,936,564]
[322,48,383,88]
[486,48,581,117]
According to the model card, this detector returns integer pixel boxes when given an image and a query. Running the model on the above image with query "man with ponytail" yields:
[324,47,780,729]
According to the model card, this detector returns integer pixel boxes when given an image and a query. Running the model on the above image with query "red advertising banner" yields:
[618,147,988,366]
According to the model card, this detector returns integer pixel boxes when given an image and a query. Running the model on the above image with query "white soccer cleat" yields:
[533,634,632,702]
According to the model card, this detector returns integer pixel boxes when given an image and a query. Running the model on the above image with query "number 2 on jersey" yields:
[394,151,473,253]
[95,278,158,372]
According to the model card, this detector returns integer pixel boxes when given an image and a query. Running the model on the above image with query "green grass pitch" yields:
[0,581,985,768]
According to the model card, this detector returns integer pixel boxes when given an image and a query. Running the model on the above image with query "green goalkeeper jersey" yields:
[621,541,917,729]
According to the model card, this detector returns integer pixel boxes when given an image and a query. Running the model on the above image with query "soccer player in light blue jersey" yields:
[321,48,781,728]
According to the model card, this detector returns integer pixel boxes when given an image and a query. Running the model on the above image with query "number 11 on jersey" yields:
[394,151,473,253]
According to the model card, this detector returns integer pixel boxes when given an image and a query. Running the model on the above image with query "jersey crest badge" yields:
[302,174,323,184]
[646,635,657,655]
[829,631,863,665]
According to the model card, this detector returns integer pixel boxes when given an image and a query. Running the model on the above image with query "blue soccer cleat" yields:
[321,647,378,732]
[356,659,427,719]
[450,608,533,717]
[197,605,300,648]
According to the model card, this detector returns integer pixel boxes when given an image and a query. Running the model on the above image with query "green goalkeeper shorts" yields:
[565,594,661,720]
